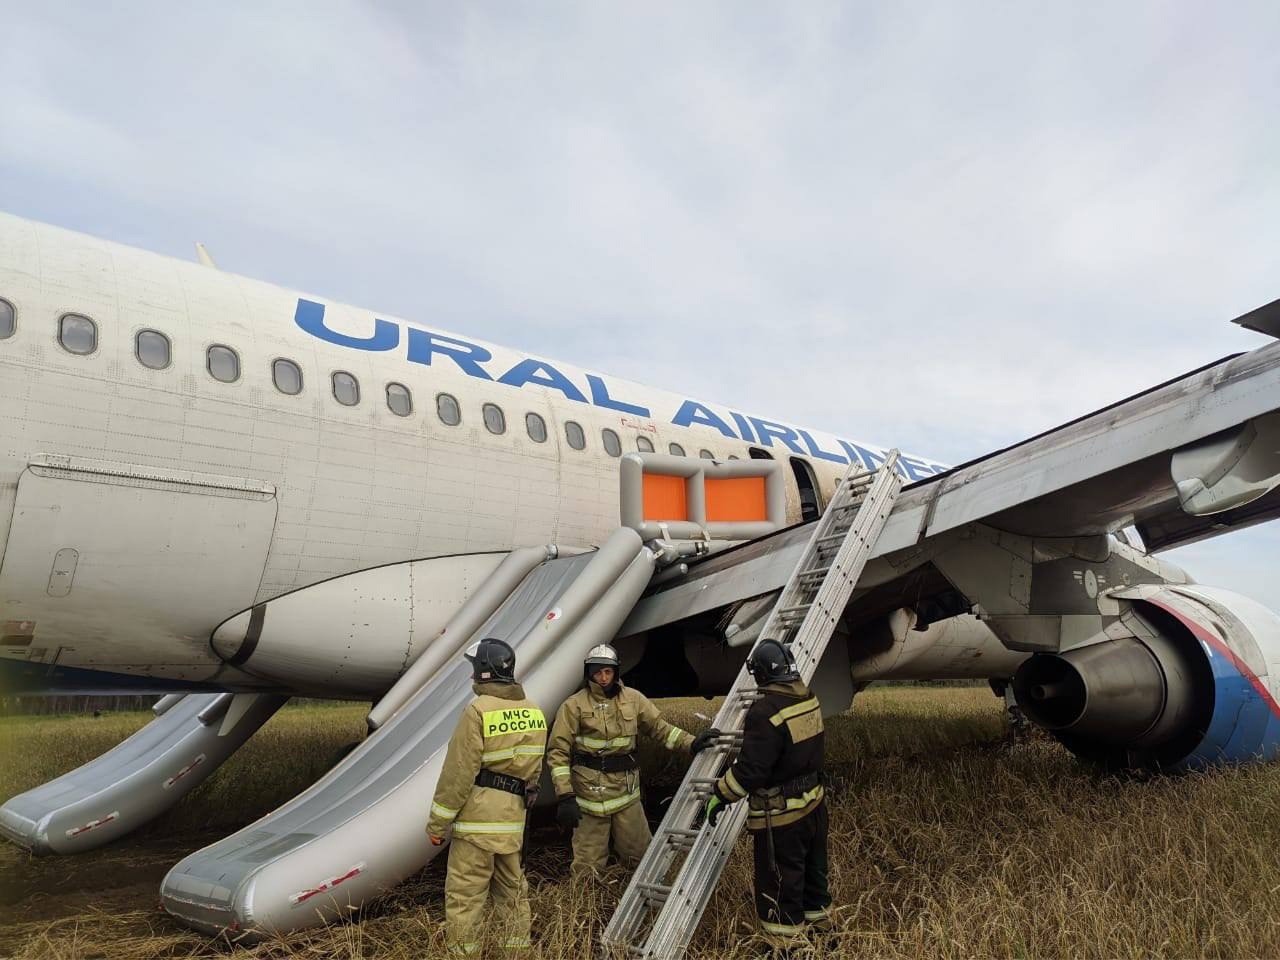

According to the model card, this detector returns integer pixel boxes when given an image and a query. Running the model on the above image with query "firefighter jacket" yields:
[426,681,548,854]
[713,679,824,830]
[548,680,693,817]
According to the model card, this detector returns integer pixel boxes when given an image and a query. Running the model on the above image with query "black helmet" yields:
[747,639,800,685]
[465,638,517,683]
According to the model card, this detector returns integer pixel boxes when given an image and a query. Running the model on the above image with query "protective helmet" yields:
[584,644,620,672]
[583,643,621,694]
[747,639,800,685]
[465,638,517,683]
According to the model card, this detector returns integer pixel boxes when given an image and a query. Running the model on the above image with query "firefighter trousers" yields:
[750,801,831,941]
[444,837,531,954]
[571,801,652,875]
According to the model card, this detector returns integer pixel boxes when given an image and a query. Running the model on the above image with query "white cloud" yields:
[0,2,1276,609]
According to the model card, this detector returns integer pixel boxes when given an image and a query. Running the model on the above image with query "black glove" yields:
[524,784,540,810]
[690,728,721,756]
[557,795,581,831]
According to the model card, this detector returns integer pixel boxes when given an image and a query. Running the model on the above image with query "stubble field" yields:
[4,687,1280,959]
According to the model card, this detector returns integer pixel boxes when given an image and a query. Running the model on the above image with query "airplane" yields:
[1,211,1278,939]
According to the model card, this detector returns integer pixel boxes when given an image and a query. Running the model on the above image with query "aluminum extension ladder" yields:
[601,452,904,959]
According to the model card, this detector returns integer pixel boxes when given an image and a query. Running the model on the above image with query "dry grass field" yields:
[4,687,1280,959]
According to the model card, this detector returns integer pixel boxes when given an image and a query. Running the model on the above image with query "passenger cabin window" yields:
[207,344,240,383]
[386,382,413,417]
[526,412,547,443]
[669,442,686,457]
[58,313,97,355]
[332,371,360,406]
[565,420,586,450]
[0,298,14,339]
[135,329,171,370]
[437,393,461,426]
[749,447,773,460]
[728,454,740,460]
[699,449,715,459]
[483,403,506,435]
[636,436,654,453]
[602,429,622,457]
[273,358,303,395]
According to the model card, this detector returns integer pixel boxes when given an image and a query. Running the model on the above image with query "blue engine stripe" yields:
[1179,639,1280,769]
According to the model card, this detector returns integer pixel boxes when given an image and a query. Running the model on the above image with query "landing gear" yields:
[988,678,1030,738]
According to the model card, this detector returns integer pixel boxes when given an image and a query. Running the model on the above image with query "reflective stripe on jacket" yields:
[427,681,547,854]
[714,680,825,830]
[547,681,692,815]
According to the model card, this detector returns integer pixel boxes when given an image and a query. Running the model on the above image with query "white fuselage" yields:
[0,213,1000,694]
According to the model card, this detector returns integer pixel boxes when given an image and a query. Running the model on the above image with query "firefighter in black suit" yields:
[704,639,831,946]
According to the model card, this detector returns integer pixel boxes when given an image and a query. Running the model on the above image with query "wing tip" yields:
[1231,297,1280,339]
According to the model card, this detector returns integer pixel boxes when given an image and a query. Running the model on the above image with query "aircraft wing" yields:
[624,334,1280,634]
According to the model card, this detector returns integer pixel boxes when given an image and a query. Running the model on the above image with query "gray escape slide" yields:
[0,691,287,855]
[160,527,655,938]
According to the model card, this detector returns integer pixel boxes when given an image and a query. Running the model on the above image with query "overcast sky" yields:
[1,3,1277,610]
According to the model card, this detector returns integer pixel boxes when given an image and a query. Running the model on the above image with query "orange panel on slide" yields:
[705,476,768,522]
[642,474,688,521]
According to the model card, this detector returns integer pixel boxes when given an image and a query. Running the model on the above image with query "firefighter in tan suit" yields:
[547,644,715,875]
[427,638,547,955]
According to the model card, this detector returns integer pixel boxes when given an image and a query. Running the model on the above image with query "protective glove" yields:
[429,834,446,847]
[524,784,540,810]
[690,728,721,756]
[705,794,725,828]
[557,795,581,831]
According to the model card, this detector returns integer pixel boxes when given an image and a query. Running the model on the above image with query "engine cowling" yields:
[1012,585,1280,770]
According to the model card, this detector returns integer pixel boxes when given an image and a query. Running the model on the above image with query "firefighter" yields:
[547,643,716,875]
[426,638,547,955]
[704,639,830,946]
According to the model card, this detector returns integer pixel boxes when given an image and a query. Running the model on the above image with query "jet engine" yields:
[1012,585,1280,770]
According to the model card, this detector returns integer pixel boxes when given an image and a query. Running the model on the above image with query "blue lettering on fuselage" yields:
[748,417,807,456]
[293,298,943,476]
[672,401,738,439]
[295,298,400,351]
[499,359,588,403]
[587,374,650,417]
[798,429,848,464]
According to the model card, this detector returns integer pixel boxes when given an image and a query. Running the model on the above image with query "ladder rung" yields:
[777,604,811,619]
[639,882,672,904]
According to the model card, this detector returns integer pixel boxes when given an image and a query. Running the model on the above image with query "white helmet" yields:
[584,644,619,671]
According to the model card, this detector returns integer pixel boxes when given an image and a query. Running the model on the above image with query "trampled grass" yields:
[5,687,1280,959]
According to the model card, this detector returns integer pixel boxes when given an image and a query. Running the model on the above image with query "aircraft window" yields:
[135,329,171,370]
[58,313,97,355]
[699,449,715,459]
[332,371,360,406]
[728,454,740,460]
[636,436,654,453]
[602,428,622,457]
[483,402,506,435]
[207,344,240,383]
[0,298,14,339]
[565,420,586,450]
[437,392,461,426]
[668,442,686,457]
[749,447,773,460]
[526,412,547,443]
[272,358,303,395]
[386,382,412,417]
